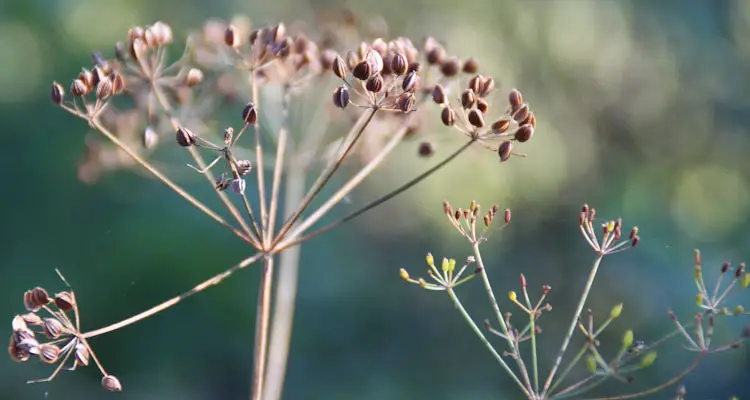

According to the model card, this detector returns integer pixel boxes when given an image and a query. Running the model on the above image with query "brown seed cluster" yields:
[11,282,121,391]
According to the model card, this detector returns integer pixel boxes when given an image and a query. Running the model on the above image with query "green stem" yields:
[543,255,604,397]
[446,288,530,398]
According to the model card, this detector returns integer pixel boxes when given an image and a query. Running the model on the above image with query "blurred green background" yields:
[2,0,750,398]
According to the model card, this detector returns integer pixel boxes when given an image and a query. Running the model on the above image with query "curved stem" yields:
[82,253,262,338]
[446,288,530,398]
[543,255,604,397]
[274,139,475,250]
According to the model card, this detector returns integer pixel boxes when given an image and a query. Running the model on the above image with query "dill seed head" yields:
[23,287,49,312]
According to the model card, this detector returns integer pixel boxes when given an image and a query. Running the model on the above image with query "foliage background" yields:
[1,0,749,398]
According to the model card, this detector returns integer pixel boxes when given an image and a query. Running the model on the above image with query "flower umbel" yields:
[579,204,639,256]
[400,254,480,291]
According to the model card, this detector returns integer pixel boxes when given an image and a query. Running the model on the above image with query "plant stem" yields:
[263,164,306,400]
[251,256,275,400]
[251,68,270,245]
[446,288,530,398]
[82,253,262,339]
[542,255,604,397]
[274,139,475,250]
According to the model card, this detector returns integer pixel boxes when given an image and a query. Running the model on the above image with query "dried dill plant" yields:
[11,12,536,397]
[401,201,750,399]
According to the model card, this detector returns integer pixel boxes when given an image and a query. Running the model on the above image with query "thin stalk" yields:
[446,288,530,398]
[251,257,275,400]
[542,255,604,397]
[272,108,378,248]
[82,253,262,338]
[548,343,588,395]
[83,116,252,245]
[263,164,306,400]
[525,295,539,393]
[274,139,475,250]
[251,67,269,243]
[265,86,292,245]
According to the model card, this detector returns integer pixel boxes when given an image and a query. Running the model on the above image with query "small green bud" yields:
[741,273,750,290]
[448,258,456,273]
[585,355,597,373]
[734,305,744,315]
[426,253,434,267]
[696,293,704,306]
[610,303,623,319]
[622,329,634,348]
[639,351,657,367]
[441,258,450,274]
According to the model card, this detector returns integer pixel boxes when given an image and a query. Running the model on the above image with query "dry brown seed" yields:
[242,103,258,124]
[390,53,407,76]
[111,73,125,95]
[236,160,252,176]
[215,174,230,192]
[345,51,359,70]
[509,88,523,107]
[491,119,510,134]
[21,313,42,327]
[418,141,435,157]
[498,140,513,162]
[463,58,479,74]
[512,103,530,123]
[185,68,204,87]
[332,55,347,78]
[39,343,60,364]
[225,25,239,47]
[75,340,90,366]
[432,84,446,105]
[395,93,416,113]
[24,287,49,311]
[71,79,88,97]
[102,375,122,392]
[51,82,65,104]
[468,74,483,94]
[230,178,246,195]
[468,109,485,128]
[426,45,446,65]
[78,68,94,89]
[366,74,384,93]
[55,291,74,311]
[95,77,113,100]
[441,106,456,126]
[514,124,534,143]
[365,49,383,75]
[440,57,461,77]
[461,89,476,109]
[332,86,350,108]
[176,127,196,147]
[42,318,64,339]
[402,71,419,92]
[476,98,489,114]
[352,61,371,80]
[480,77,495,97]
[91,66,105,87]
[9,335,30,363]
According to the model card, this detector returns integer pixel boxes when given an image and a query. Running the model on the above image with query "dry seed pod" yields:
[176,127,196,147]
[468,109,485,128]
[231,178,246,195]
[402,71,419,92]
[407,61,420,74]
[130,37,148,61]
[236,160,252,176]
[390,53,407,76]
[144,26,158,47]
[332,86,350,108]
[440,57,461,77]
[78,68,94,89]
[468,74,483,94]
[366,74,384,92]
[75,341,90,366]
[418,142,435,157]
[51,82,64,104]
[95,77,113,100]
[498,140,513,162]
[225,25,239,47]
[223,127,234,146]
[462,58,479,74]
[461,89,476,109]
[91,67,105,87]
[215,174,230,191]
[21,313,42,326]
[71,79,88,97]
[514,124,534,142]
[143,126,158,149]
[476,98,489,114]
[426,44,446,65]
[332,55,347,78]
[102,375,122,392]
[24,287,49,311]
[372,38,388,56]
[39,343,60,364]
[395,93,415,113]
[42,318,64,339]
[365,49,383,75]
[111,73,125,95]
[508,88,523,107]
[185,68,204,87]
[242,103,258,124]
[441,106,456,126]
[479,77,495,97]
[491,119,510,134]
[352,61,371,80]
[512,103,530,123]
[432,84,446,105]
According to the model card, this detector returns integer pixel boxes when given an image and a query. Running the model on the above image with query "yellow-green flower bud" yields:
[622,329,634,348]
[426,253,434,267]
[585,355,597,373]
[734,305,744,315]
[741,273,750,290]
[639,351,657,368]
[400,268,410,281]
[508,291,517,302]
[610,303,623,319]
[441,258,450,274]
[695,293,704,306]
